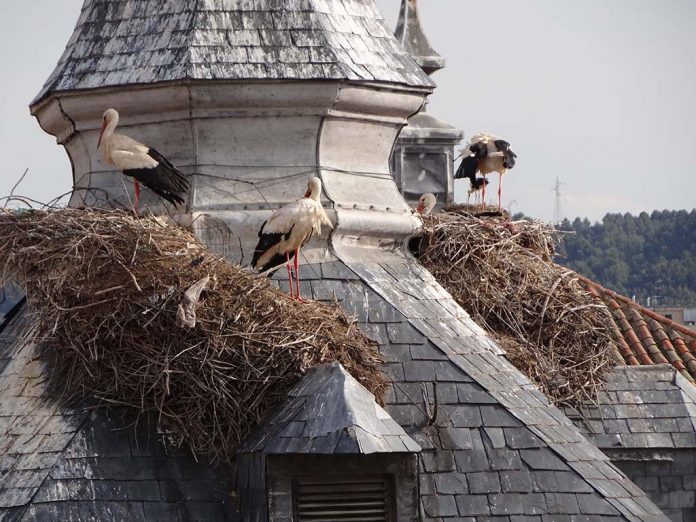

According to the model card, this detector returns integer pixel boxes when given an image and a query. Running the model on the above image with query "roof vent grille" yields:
[293,474,394,521]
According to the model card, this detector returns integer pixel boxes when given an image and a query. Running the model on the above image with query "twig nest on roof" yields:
[0,208,384,462]
[417,211,620,409]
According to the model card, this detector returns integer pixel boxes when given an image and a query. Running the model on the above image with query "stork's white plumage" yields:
[98,108,189,214]
[251,177,333,300]
[415,193,437,216]
[454,132,516,211]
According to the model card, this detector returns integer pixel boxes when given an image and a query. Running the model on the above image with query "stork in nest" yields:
[455,133,516,211]
[98,108,189,215]
[251,177,333,301]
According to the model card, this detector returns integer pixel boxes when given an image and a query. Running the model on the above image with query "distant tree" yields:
[557,209,696,306]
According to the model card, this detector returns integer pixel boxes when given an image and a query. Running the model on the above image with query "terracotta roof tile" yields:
[670,332,696,377]
[578,276,696,383]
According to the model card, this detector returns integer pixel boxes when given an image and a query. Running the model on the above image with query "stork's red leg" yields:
[294,248,303,301]
[481,174,487,211]
[133,180,141,217]
[498,173,503,212]
[286,252,295,299]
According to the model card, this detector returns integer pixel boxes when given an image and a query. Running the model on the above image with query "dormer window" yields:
[236,363,420,522]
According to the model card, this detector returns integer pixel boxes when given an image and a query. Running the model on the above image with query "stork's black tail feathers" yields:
[123,148,190,206]
[146,148,190,205]
[251,222,296,273]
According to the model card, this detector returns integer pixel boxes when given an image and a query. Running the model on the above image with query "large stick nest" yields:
[0,208,385,462]
[417,208,622,408]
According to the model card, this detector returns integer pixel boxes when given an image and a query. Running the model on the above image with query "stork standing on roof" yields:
[251,177,333,301]
[454,133,516,211]
[98,109,189,215]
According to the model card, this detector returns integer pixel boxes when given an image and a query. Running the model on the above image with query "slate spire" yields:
[32,0,434,106]
[395,0,445,75]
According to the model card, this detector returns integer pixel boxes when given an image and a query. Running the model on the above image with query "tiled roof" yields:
[0,282,24,331]
[581,277,696,383]
[241,361,421,455]
[0,303,237,521]
[268,257,668,520]
[572,365,696,450]
[1,262,668,519]
[32,0,434,105]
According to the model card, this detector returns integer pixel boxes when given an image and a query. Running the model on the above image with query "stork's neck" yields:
[307,181,322,201]
[101,118,118,144]
[98,116,119,164]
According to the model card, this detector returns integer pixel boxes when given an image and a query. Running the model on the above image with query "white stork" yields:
[415,193,437,216]
[408,193,437,257]
[251,177,333,301]
[454,133,516,211]
[98,108,189,214]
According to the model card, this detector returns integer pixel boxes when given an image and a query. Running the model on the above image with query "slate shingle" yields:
[239,362,420,456]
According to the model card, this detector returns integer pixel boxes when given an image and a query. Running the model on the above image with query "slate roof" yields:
[0,299,236,521]
[0,258,670,520]
[268,257,668,521]
[572,365,696,451]
[241,361,421,455]
[0,283,24,332]
[32,0,434,106]
[582,278,696,383]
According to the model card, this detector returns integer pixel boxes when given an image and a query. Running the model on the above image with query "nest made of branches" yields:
[0,208,385,462]
[417,210,622,409]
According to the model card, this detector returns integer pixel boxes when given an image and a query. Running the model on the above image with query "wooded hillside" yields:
[557,210,696,307]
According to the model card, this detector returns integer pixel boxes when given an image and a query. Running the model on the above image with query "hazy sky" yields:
[1,0,694,222]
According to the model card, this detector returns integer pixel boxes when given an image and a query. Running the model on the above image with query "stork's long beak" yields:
[416,204,425,214]
[304,187,311,198]
[97,121,106,148]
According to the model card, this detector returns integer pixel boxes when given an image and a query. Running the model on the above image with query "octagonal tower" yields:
[31,0,435,263]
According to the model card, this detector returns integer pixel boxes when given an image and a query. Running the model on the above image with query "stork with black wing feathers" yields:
[455,133,517,211]
[98,108,189,215]
[251,177,333,301]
